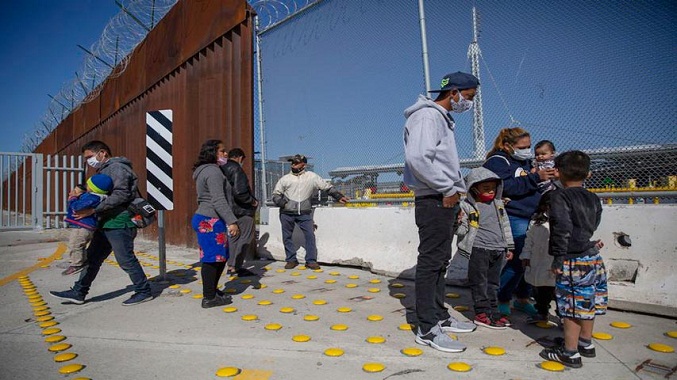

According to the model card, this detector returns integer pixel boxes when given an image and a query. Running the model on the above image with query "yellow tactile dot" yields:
[592,332,613,340]
[398,323,413,331]
[345,283,358,288]
[298,266,307,270]
[276,269,286,273]
[391,283,404,288]
[24,289,38,295]
[540,360,565,372]
[241,314,258,321]
[28,294,42,300]
[279,307,295,313]
[324,348,344,357]
[192,294,204,299]
[362,363,385,373]
[240,279,252,284]
[45,335,66,343]
[313,269,323,273]
[291,294,306,300]
[367,288,380,293]
[536,321,556,329]
[331,324,349,331]
[483,346,506,356]
[329,272,340,276]
[666,331,677,338]
[610,321,632,329]
[224,288,237,294]
[152,265,160,269]
[168,285,181,289]
[215,367,241,377]
[36,315,54,322]
[368,279,381,284]
[39,321,59,328]
[272,289,285,294]
[29,300,47,307]
[366,336,386,344]
[307,275,317,279]
[48,343,72,352]
[42,328,61,335]
[292,335,311,342]
[445,292,461,298]
[229,276,236,281]
[392,293,406,299]
[222,307,238,313]
[648,343,675,353]
[257,284,268,289]
[54,352,78,362]
[21,284,36,289]
[448,362,472,372]
[264,323,283,331]
[58,364,84,374]
[337,307,352,313]
[180,289,191,294]
[304,315,320,321]
[32,305,49,312]
[258,300,273,306]
[347,275,359,279]
[291,272,302,277]
[241,294,254,300]
[401,347,423,356]
[324,279,337,284]
[312,300,327,305]
[453,305,469,312]
[264,266,271,271]
[367,315,384,322]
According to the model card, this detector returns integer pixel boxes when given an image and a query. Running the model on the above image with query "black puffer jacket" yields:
[220,160,257,218]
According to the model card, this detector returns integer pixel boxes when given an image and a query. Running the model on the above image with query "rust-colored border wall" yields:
[34,0,254,248]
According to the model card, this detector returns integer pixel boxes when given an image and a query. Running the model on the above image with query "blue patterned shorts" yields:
[555,251,608,320]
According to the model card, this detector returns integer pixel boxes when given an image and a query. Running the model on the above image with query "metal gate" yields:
[0,152,84,230]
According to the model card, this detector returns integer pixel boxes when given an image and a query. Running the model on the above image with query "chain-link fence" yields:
[252,0,676,205]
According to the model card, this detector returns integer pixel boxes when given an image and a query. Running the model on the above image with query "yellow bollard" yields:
[606,198,613,205]
[654,197,660,204]
[628,198,634,205]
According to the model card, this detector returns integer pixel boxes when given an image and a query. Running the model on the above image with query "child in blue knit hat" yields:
[62,174,113,276]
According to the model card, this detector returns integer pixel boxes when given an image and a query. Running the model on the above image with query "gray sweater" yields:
[192,164,237,225]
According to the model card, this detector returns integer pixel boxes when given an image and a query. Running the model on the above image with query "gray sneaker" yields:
[439,316,477,333]
[415,324,466,353]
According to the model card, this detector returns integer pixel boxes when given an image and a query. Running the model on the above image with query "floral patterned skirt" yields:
[191,214,229,263]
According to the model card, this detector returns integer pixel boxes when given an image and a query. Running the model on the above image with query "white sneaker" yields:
[415,324,466,353]
[439,316,477,333]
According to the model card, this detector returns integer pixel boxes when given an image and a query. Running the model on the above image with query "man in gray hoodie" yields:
[403,72,479,353]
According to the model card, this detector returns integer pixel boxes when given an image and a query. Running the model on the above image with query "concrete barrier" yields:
[257,205,677,317]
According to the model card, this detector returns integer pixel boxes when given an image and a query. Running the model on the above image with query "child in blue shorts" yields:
[539,150,607,368]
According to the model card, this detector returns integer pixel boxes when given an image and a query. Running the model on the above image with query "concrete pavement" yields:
[0,229,675,379]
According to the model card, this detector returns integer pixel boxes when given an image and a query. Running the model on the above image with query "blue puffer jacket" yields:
[482,150,542,219]
[64,193,106,230]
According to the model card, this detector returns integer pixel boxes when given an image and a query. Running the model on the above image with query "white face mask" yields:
[451,91,474,113]
[86,153,103,168]
[511,148,533,161]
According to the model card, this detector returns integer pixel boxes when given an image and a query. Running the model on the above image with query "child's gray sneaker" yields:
[439,316,477,333]
[415,324,466,353]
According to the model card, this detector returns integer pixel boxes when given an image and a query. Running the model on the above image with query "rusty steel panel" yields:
[34,0,254,248]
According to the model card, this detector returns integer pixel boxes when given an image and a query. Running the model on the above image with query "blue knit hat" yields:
[87,174,113,194]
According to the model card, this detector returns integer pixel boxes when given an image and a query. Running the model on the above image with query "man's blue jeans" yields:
[73,228,151,296]
[497,215,531,303]
[279,213,317,263]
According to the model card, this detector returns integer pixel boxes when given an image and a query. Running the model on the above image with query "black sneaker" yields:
[553,337,596,358]
[122,292,153,306]
[284,261,299,269]
[202,294,231,309]
[50,289,85,304]
[539,345,583,368]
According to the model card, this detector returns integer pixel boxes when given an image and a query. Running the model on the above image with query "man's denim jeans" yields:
[279,213,317,263]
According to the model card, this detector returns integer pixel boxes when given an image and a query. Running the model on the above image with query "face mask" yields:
[291,167,304,174]
[511,148,533,161]
[87,153,103,168]
[217,157,228,166]
[477,193,495,202]
[450,91,474,113]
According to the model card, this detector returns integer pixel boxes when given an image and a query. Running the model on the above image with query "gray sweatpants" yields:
[67,228,94,267]
[227,215,255,269]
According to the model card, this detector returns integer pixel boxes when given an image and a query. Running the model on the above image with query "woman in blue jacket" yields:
[483,127,555,318]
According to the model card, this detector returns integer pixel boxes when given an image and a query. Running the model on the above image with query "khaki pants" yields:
[68,228,94,267]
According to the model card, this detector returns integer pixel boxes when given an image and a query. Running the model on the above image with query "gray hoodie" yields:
[403,95,465,197]
[456,167,514,257]
[95,157,138,218]
[193,164,237,225]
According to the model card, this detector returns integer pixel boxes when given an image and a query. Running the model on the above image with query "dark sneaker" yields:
[439,316,477,333]
[122,292,153,306]
[50,289,85,304]
[553,337,596,358]
[498,303,511,316]
[496,315,512,327]
[306,262,321,270]
[415,324,466,353]
[474,313,507,330]
[526,314,549,324]
[202,294,231,309]
[539,346,583,368]
[61,265,85,276]
[284,261,299,269]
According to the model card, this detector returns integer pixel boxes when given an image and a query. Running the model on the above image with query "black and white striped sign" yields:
[145,110,174,210]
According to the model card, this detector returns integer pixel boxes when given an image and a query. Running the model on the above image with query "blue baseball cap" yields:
[429,71,480,93]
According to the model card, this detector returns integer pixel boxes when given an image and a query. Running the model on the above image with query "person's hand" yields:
[338,196,349,204]
[551,267,563,275]
[505,251,513,261]
[456,209,464,225]
[522,258,530,268]
[252,200,259,208]
[537,168,556,181]
[227,224,239,238]
[595,239,604,249]
[443,193,460,208]
[73,208,95,219]
[68,188,82,198]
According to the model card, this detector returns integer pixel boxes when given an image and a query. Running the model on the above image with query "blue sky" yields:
[0,0,119,153]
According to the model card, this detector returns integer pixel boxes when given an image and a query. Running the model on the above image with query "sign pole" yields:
[158,210,166,280]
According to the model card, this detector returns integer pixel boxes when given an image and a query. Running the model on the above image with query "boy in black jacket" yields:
[539,151,606,368]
